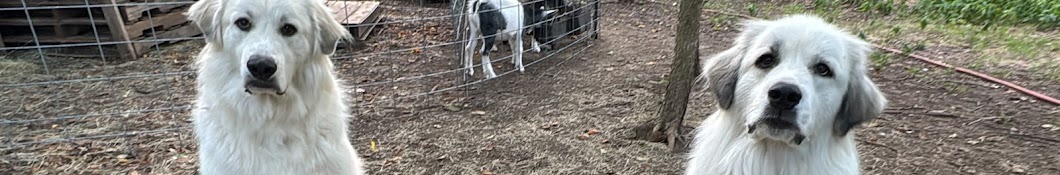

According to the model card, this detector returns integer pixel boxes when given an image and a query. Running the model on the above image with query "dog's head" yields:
[187,0,351,95]
[700,15,886,145]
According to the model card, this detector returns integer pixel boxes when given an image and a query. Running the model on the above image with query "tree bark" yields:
[633,0,702,152]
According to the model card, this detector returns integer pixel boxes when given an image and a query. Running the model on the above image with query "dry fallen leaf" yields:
[540,122,559,130]
[967,136,986,145]
[443,104,461,112]
[116,154,130,163]
[587,128,602,135]
[1002,161,1027,173]
[370,140,378,153]
[471,111,486,115]
[384,156,402,166]
[577,134,590,140]
[865,121,881,127]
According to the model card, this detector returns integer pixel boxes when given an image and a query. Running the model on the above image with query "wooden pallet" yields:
[0,0,199,58]
[327,0,382,41]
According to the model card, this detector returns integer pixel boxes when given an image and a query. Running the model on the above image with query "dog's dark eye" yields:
[754,53,777,69]
[280,24,297,36]
[813,63,833,77]
[235,18,252,31]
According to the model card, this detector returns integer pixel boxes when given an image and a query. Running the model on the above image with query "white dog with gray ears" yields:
[186,0,364,174]
[686,15,886,175]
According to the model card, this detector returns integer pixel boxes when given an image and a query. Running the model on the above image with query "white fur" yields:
[186,0,363,174]
[464,0,535,78]
[687,15,886,175]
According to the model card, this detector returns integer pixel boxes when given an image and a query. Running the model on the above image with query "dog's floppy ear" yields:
[186,0,224,45]
[833,36,887,136]
[698,19,770,109]
[309,1,354,55]
[700,47,741,109]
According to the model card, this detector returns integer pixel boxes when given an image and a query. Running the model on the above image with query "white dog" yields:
[186,0,364,174]
[686,15,886,175]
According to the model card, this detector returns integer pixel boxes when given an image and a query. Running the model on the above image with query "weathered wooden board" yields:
[327,1,381,40]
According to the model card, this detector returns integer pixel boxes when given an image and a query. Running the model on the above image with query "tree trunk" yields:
[633,0,702,152]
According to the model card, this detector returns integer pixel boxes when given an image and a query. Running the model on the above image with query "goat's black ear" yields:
[186,0,224,46]
[833,34,886,136]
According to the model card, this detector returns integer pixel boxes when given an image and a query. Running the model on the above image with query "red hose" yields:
[701,9,1060,106]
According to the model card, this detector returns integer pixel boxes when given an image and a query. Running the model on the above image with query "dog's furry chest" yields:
[193,101,359,174]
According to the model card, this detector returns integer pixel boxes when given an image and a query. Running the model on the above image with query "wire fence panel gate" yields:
[0,0,599,173]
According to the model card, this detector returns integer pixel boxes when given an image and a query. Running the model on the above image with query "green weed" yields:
[870,52,894,68]
[833,0,1060,30]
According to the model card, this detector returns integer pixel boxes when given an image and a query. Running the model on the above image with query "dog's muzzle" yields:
[748,83,805,145]
[244,55,284,95]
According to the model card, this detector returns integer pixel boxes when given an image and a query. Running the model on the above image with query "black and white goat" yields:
[464,0,549,78]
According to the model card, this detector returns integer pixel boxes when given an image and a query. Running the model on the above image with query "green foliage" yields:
[748,4,759,17]
[1038,63,1060,82]
[905,66,924,75]
[901,42,926,53]
[915,0,1060,29]
[827,0,1060,29]
[869,52,893,67]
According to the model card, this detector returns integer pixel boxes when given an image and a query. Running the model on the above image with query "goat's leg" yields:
[481,35,499,78]
[512,33,525,73]
[530,37,542,53]
[464,27,479,76]
[480,38,488,54]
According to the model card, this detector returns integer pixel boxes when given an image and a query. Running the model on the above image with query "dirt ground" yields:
[2,0,1059,174]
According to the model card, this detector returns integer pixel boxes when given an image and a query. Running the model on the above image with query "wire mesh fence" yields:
[1,0,599,173]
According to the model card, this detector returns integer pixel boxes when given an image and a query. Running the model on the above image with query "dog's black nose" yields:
[247,55,276,80]
[768,83,802,110]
